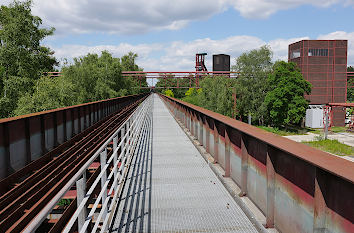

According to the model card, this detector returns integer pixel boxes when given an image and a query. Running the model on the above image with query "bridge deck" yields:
[110,94,258,232]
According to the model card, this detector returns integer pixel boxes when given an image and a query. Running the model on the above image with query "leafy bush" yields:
[164,89,174,97]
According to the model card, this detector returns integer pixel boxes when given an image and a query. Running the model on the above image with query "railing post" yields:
[204,116,210,153]
[188,110,191,131]
[213,120,219,163]
[266,146,275,228]
[100,149,108,219]
[113,135,118,189]
[195,113,198,138]
[199,115,203,145]
[121,124,125,148]
[76,173,87,233]
[240,133,248,196]
[191,112,195,136]
[127,120,130,145]
[224,126,231,177]
[184,109,188,129]
[313,168,327,233]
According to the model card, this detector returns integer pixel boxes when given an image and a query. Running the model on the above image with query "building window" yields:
[291,50,301,59]
[308,48,328,56]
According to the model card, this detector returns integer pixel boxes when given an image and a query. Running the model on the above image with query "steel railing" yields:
[24,95,153,233]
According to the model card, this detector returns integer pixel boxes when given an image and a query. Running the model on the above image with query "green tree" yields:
[120,52,147,94]
[62,51,145,104]
[155,74,196,98]
[182,87,202,106]
[347,66,354,102]
[198,76,236,118]
[14,76,76,115]
[264,61,311,128]
[14,51,147,116]
[232,45,273,124]
[0,0,57,117]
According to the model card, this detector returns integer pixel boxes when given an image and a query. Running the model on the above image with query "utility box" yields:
[305,105,324,128]
[213,54,230,71]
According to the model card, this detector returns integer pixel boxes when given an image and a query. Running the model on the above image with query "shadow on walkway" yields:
[109,112,153,233]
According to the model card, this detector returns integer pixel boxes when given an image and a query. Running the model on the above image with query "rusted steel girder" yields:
[0,94,148,232]
[0,94,146,180]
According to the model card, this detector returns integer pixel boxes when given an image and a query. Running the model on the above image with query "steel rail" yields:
[0,95,148,232]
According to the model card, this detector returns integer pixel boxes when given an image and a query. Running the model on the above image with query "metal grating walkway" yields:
[109,94,258,232]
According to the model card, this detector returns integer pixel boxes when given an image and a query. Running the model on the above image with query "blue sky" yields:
[3,0,354,70]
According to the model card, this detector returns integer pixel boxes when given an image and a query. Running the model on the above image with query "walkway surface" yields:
[109,94,258,232]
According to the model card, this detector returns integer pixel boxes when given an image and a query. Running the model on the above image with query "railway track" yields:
[0,94,148,232]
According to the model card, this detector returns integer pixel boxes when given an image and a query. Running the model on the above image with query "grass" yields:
[329,126,347,133]
[257,126,317,136]
[257,125,352,136]
[304,137,354,156]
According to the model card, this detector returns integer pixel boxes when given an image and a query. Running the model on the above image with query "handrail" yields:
[160,94,354,183]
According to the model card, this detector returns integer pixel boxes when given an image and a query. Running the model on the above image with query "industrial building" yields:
[288,40,348,126]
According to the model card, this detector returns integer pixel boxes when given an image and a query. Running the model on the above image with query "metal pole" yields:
[113,136,118,189]
[76,174,87,233]
[100,149,108,219]
[324,108,329,140]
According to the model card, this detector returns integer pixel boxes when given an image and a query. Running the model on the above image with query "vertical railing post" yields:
[266,146,275,228]
[24,118,31,164]
[204,116,210,153]
[121,124,125,149]
[184,108,187,128]
[324,109,329,140]
[213,120,219,163]
[240,133,248,196]
[191,112,194,136]
[195,114,198,139]
[76,173,87,233]
[224,126,231,177]
[199,115,203,145]
[313,168,327,233]
[126,120,130,145]
[100,149,108,219]
[113,135,118,189]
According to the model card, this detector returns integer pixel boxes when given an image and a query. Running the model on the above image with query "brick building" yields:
[288,40,348,126]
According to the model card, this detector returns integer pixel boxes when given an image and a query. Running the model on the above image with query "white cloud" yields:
[30,0,226,35]
[53,31,354,71]
[268,36,309,61]
[2,0,353,34]
[229,0,341,19]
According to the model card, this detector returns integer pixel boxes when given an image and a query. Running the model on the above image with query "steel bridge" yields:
[0,93,353,233]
